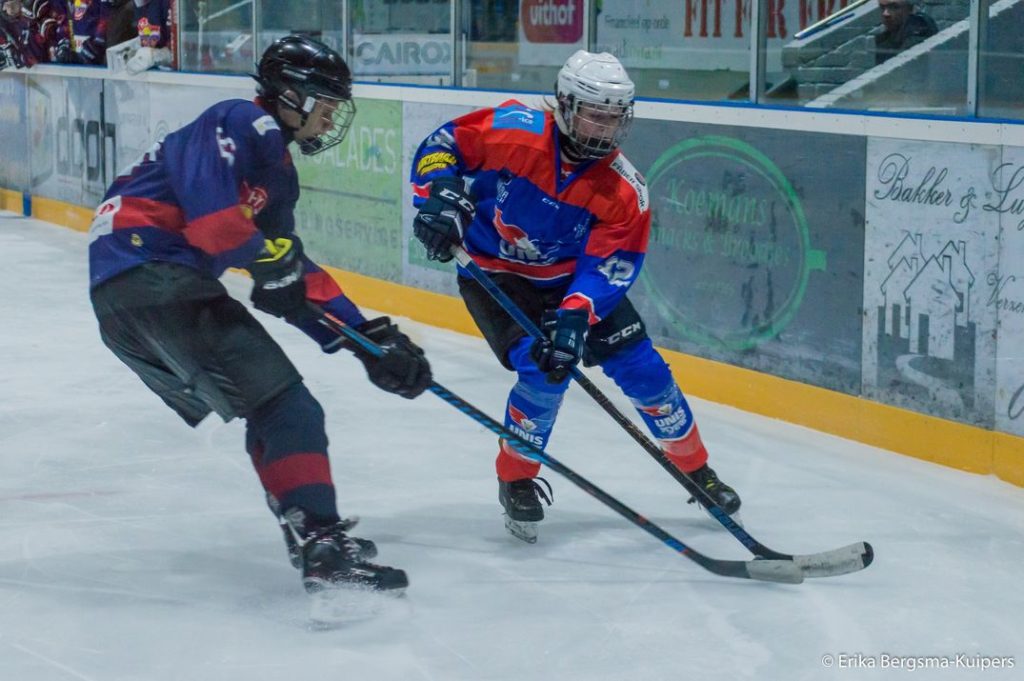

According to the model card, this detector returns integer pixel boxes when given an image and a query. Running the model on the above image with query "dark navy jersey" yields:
[89,98,366,340]
[68,0,112,64]
[410,100,650,323]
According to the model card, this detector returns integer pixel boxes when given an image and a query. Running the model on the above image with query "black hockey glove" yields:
[350,317,432,399]
[413,176,475,263]
[249,236,308,322]
[530,308,590,383]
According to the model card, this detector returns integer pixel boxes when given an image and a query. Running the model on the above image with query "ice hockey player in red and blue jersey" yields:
[411,50,741,543]
[89,36,430,594]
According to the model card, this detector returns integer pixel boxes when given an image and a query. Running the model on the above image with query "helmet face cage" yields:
[558,95,634,160]
[295,93,356,155]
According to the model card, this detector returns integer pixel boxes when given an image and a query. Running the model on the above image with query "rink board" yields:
[1,66,1023,486]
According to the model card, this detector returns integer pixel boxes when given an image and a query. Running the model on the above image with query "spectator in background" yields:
[0,0,70,69]
[875,0,938,65]
[67,0,114,65]
[133,0,171,50]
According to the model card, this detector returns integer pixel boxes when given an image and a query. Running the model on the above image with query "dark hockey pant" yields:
[90,263,339,520]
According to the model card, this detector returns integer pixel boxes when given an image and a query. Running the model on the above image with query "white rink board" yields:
[862,138,1001,428]
[993,147,1024,435]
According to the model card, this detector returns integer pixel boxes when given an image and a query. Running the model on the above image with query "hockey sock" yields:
[600,340,709,473]
[245,382,339,522]
[497,339,569,481]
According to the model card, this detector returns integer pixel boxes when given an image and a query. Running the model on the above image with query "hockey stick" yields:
[453,248,873,579]
[315,310,803,585]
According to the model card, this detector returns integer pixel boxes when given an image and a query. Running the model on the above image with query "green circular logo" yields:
[640,135,825,351]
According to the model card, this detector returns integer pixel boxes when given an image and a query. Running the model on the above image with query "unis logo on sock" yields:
[507,405,544,446]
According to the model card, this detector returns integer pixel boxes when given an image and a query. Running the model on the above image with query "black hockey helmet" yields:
[254,35,355,155]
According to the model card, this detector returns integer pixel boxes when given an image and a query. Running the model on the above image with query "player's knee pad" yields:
[599,338,674,398]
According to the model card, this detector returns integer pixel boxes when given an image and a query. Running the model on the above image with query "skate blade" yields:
[504,515,538,544]
[307,584,406,629]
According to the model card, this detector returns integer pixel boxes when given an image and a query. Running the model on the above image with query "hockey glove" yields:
[350,317,432,399]
[249,236,308,322]
[413,176,475,263]
[530,308,590,383]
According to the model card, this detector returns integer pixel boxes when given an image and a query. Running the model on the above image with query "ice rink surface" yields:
[1,213,1022,681]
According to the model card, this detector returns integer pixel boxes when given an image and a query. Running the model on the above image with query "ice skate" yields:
[281,508,407,594]
[498,477,553,544]
[267,494,377,568]
[685,465,742,520]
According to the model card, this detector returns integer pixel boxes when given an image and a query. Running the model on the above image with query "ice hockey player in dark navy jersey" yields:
[411,50,741,543]
[89,35,431,595]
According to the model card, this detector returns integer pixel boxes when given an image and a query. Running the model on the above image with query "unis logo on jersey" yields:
[494,207,543,260]
[493,106,544,134]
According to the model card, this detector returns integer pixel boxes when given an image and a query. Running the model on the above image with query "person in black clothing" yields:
[875,0,938,65]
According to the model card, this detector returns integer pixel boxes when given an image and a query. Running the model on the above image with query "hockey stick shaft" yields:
[315,311,802,584]
[453,249,873,575]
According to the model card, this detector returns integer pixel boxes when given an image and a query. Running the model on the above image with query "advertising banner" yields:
[103,79,151,179]
[517,0,588,67]
[862,139,1000,427]
[0,74,29,191]
[991,146,1024,435]
[400,101,476,296]
[352,33,451,77]
[594,0,855,71]
[624,122,866,394]
[148,81,249,144]
[27,75,108,207]
[294,98,404,282]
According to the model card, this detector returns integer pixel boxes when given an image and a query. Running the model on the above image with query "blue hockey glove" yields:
[249,236,308,322]
[413,176,475,262]
[530,308,590,383]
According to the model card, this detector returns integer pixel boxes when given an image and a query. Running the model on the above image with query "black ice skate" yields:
[282,508,407,594]
[685,465,742,516]
[276,514,377,568]
[498,477,553,544]
[267,494,376,568]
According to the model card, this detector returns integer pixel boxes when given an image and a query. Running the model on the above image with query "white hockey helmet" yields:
[554,50,635,161]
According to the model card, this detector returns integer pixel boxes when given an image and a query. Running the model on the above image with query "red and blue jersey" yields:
[410,100,650,323]
[89,98,365,341]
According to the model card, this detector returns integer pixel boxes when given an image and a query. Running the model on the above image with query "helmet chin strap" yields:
[558,133,587,164]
